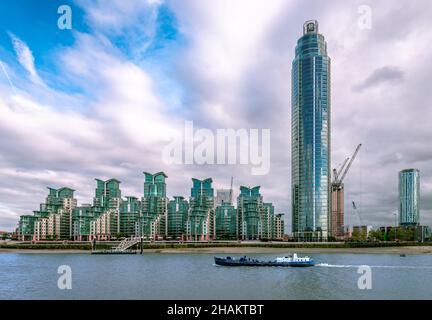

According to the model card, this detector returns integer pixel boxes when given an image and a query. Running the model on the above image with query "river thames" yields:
[0,252,431,299]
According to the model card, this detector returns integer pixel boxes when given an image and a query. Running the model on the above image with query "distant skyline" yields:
[1,0,432,231]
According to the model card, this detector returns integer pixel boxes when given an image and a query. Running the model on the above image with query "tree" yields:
[369,229,384,241]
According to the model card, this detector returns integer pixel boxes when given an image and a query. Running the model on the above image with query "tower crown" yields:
[303,20,318,35]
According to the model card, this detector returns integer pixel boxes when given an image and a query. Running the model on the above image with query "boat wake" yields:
[317,263,357,268]
[317,263,432,269]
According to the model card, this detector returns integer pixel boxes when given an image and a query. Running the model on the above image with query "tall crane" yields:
[330,143,362,238]
[337,144,362,184]
[352,200,363,225]
[333,157,349,183]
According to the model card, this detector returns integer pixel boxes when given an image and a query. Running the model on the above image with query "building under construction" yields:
[331,144,362,238]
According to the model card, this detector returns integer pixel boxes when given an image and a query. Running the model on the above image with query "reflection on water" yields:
[0,252,431,300]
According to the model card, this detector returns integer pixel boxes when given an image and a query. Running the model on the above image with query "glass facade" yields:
[139,172,168,239]
[16,175,284,242]
[72,205,94,240]
[93,179,122,215]
[237,186,263,240]
[215,202,237,240]
[399,169,420,227]
[167,196,189,239]
[291,20,331,241]
[18,215,38,240]
[119,196,140,237]
[261,203,275,240]
[187,178,214,241]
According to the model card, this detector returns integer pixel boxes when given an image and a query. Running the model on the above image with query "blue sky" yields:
[0,0,183,101]
[1,0,432,231]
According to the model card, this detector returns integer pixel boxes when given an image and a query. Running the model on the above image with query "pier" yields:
[91,237,144,254]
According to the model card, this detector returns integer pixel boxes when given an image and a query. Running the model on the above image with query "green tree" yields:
[369,229,384,241]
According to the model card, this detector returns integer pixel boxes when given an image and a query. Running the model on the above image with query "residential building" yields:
[214,202,237,240]
[18,215,38,241]
[31,187,77,241]
[119,196,140,238]
[138,172,168,239]
[186,178,214,241]
[167,196,189,240]
[291,20,331,241]
[89,179,122,240]
[237,186,263,240]
[399,169,420,227]
[274,213,285,240]
[72,204,93,241]
[260,203,275,240]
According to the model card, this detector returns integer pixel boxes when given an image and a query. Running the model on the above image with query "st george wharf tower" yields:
[291,20,331,241]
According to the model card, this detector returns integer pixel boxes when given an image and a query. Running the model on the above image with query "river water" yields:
[0,252,431,299]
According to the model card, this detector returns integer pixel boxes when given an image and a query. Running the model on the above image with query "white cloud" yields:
[8,33,46,87]
[1,0,432,232]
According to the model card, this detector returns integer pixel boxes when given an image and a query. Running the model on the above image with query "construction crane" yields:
[333,144,362,185]
[333,157,349,183]
[338,144,362,184]
[352,200,363,225]
[330,143,362,238]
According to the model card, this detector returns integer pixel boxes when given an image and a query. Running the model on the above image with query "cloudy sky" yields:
[0,0,431,232]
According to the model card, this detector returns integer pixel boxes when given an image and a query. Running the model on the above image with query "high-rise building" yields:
[330,184,344,238]
[399,169,420,227]
[93,179,122,213]
[90,179,122,240]
[274,213,285,240]
[18,215,38,241]
[31,187,77,241]
[119,196,141,237]
[186,178,214,241]
[237,186,263,240]
[214,202,237,240]
[291,20,331,241]
[15,174,285,243]
[138,172,168,239]
[72,204,93,241]
[261,203,275,240]
[167,196,189,240]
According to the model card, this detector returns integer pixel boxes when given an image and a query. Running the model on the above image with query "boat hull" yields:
[214,257,315,267]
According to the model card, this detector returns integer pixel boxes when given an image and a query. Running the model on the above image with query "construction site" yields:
[331,144,362,239]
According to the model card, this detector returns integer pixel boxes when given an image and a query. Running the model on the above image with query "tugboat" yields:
[214,253,315,267]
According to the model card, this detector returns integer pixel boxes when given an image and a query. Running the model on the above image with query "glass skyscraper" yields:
[399,169,420,227]
[291,20,331,241]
